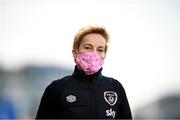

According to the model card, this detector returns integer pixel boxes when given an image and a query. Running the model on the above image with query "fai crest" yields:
[104,91,118,106]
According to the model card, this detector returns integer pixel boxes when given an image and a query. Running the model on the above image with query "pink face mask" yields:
[76,51,104,75]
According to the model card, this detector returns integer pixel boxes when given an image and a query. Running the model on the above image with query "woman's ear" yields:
[72,49,78,59]
[103,53,106,59]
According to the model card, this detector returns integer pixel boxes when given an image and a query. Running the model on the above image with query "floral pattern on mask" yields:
[76,51,104,75]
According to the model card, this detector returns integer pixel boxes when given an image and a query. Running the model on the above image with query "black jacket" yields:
[36,66,132,119]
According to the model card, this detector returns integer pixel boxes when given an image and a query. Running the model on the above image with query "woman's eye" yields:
[98,49,104,52]
[85,47,90,49]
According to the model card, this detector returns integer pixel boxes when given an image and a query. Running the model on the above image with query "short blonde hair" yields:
[73,25,110,52]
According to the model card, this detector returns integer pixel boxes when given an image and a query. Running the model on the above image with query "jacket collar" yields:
[72,65,103,84]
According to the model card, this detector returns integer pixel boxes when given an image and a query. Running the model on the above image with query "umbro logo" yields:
[66,95,76,103]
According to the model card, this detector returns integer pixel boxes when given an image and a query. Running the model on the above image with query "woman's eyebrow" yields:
[83,44,105,48]
[83,44,93,47]
[98,46,105,48]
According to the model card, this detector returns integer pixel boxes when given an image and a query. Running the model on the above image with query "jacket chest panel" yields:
[61,90,91,107]
[59,86,120,118]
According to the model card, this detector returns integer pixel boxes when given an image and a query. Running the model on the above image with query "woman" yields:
[36,25,132,119]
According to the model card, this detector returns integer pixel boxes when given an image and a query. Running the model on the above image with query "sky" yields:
[0,0,180,112]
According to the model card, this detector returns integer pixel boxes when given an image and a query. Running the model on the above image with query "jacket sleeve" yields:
[113,79,132,119]
[36,81,60,119]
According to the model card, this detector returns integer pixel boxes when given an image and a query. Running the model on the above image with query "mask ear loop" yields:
[73,49,83,71]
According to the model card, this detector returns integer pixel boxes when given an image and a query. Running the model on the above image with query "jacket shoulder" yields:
[46,75,72,91]
[101,76,122,85]
[53,75,72,84]
[102,76,125,90]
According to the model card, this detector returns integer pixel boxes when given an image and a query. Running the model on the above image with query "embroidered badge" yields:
[66,95,76,103]
[104,91,118,106]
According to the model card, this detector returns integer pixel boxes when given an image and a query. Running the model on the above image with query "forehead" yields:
[81,33,106,46]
